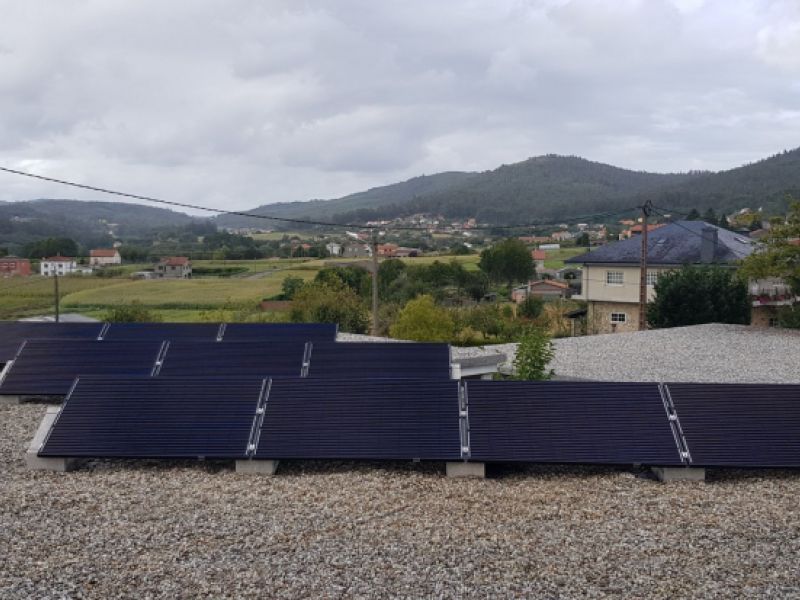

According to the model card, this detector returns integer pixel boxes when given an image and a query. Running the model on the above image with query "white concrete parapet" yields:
[446,461,486,478]
[236,459,280,475]
[26,406,78,472]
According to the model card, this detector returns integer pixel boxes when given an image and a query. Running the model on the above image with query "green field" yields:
[542,247,586,269]
[60,269,316,311]
[0,251,566,321]
[0,277,127,320]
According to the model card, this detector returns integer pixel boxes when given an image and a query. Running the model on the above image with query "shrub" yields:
[513,328,555,380]
[290,280,369,333]
[103,300,162,323]
[389,295,455,342]
[518,295,544,319]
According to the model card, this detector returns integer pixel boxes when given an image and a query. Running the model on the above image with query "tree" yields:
[575,232,590,247]
[479,238,534,288]
[281,276,305,300]
[513,328,555,380]
[103,301,162,323]
[740,201,800,294]
[290,280,369,333]
[703,208,717,224]
[518,295,544,319]
[647,265,750,328]
[686,208,701,221]
[24,237,79,259]
[389,295,454,342]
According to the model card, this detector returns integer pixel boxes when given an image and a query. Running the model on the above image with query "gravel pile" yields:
[3,402,800,598]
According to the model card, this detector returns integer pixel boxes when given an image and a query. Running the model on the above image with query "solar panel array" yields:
[34,376,800,468]
[466,381,682,465]
[306,342,451,379]
[39,377,263,458]
[102,322,221,341]
[254,379,461,460]
[6,318,797,470]
[667,383,800,467]
[0,322,104,363]
[221,322,338,342]
[1,339,164,396]
[158,341,307,378]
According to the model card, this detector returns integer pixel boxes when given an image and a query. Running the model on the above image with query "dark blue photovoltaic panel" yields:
[254,379,461,460]
[158,341,306,377]
[222,323,337,342]
[667,383,800,467]
[102,322,220,341]
[0,321,104,363]
[0,339,162,396]
[467,381,681,465]
[39,377,262,458]
[306,342,451,379]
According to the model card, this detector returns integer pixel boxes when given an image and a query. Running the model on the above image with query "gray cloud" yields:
[0,0,799,211]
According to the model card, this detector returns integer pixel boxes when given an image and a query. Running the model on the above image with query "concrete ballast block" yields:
[446,461,486,478]
[652,466,706,482]
[26,406,78,472]
[236,459,280,475]
[0,395,22,405]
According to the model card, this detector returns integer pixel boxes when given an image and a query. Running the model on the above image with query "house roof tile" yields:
[565,221,755,266]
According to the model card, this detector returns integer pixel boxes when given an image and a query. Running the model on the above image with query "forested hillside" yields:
[0,199,194,253]
[219,149,800,227]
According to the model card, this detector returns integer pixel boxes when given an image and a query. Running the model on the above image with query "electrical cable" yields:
[0,165,639,232]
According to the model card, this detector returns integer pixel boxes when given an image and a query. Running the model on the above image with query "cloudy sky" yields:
[1,0,799,213]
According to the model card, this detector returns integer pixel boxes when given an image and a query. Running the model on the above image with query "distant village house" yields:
[0,256,31,277]
[40,256,79,277]
[89,248,122,266]
[155,256,192,279]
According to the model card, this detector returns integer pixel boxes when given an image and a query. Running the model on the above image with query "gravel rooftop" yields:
[343,324,800,384]
[3,402,800,598]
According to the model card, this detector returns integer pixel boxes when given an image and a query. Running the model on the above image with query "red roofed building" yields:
[155,256,192,279]
[532,249,546,271]
[0,256,31,277]
[90,248,121,266]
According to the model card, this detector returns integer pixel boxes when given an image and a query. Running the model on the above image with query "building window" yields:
[768,317,780,328]
[646,271,659,286]
[611,312,627,323]
[606,271,624,285]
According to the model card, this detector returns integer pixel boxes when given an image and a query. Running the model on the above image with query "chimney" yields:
[700,226,718,263]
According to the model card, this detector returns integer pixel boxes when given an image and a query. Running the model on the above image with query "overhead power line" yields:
[0,165,639,232]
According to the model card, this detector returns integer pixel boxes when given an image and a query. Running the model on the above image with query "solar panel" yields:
[102,322,221,341]
[38,377,263,458]
[254,379,461,460]
[0,321,104,363]
[466,381,682,465]
[666,383,800,467]
[0,339,163,396]
[306,342,451,379]
[221,322,337,342]
[158,341,307,378]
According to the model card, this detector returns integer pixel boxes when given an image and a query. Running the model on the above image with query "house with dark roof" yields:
[565,221,756,334]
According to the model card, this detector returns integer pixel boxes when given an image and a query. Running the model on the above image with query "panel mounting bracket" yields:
[659,383,692,465]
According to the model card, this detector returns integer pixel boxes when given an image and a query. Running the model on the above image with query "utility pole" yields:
[370,230,379,336]
[638,200,652,331]
[54,273,60,323]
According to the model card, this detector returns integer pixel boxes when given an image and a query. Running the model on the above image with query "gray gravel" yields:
[3,402,800,598]
[550,324,800,384]
[340,324,800,383]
